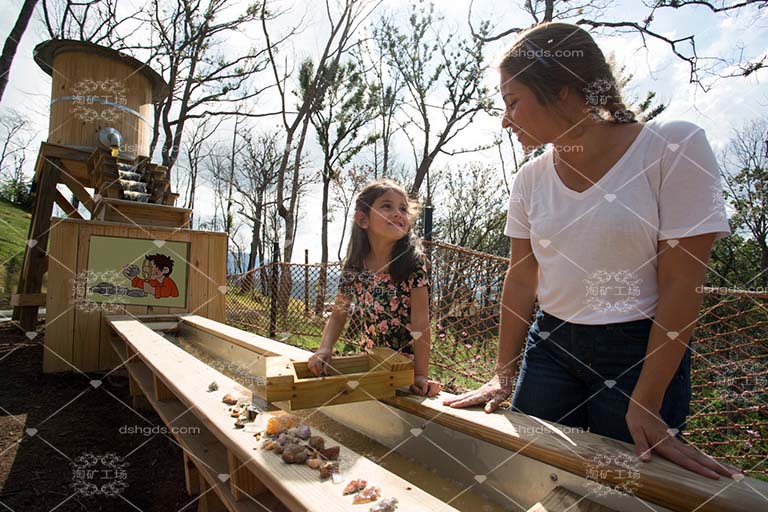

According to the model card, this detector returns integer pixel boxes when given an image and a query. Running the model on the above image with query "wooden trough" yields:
[105,314,768,512]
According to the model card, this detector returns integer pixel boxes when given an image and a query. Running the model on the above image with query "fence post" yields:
[304,249,309,313]
[269,242,279,338]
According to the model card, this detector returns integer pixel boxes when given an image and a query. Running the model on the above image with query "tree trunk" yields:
[0,0,39,103]
[315,171,331,314]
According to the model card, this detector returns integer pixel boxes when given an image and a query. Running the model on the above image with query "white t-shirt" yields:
[504,119,731,325]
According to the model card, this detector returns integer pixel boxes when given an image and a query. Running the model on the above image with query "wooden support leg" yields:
[183,452,200,496]
[197,475,227,512]
[227,449,267,502]
[14,161,60,330]
[153,373,175,401]
[128,372,152,412]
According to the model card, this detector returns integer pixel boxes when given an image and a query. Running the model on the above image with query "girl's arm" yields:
[409,285,431,377]
[308,292,350,376]
[627,233,741,479]
[443,237,538,411]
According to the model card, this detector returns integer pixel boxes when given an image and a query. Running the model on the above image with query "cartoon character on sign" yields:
[122,254,179,299]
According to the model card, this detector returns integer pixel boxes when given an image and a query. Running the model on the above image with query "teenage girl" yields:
[444,22,744,480]
[308,179,442,397]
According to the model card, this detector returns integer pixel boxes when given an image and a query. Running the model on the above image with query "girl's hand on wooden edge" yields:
[410,375,442,397]
[442,374,514,413]
[625,402,745,480]
[307,349,332,377]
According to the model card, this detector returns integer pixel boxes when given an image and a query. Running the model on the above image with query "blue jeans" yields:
[511,308,692,443]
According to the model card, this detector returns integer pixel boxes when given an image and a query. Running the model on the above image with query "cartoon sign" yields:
[86,236,189,308]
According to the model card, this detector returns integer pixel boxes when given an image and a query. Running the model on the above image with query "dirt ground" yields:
[0,322,193,511]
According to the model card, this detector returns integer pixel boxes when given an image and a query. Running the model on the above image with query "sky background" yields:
[1,0,766,264]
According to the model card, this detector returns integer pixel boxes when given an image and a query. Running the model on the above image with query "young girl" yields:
[444,22,744,479]
[307,179,442,397]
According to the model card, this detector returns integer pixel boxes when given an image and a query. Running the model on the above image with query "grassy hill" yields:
[0,199,31,305]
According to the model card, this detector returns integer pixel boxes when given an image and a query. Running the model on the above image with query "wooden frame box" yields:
[253,347,414,410]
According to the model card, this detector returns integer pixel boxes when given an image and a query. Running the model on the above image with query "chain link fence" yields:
[225,240,767,477]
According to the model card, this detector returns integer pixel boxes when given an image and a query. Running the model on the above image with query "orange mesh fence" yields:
[225,240,767,476]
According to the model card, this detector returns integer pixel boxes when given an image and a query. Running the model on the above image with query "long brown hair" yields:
[497,22,637,124]
[342,179,425,284]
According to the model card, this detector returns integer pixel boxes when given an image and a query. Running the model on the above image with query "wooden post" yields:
[304,249,309,313]
[227,449,267,501]
[268,242,279,338]
[183,452,200,496]
[14,161,61,330]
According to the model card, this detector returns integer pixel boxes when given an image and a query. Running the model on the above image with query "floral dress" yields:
[339,260,430,354]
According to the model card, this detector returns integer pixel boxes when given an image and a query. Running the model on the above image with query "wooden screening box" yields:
[253,348,414,410]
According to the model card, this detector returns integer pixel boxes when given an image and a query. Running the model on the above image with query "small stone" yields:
[307,458,322,470]
[320,446,340,460]
[369,498,398,511]
[343,479,367,495]
[222,394,238,405]
[353,486,381,504]
[208,382,218,392]
[282,444,310,464]
[230,409,241,418]
[266,416,283,435]
[308,436,325,451]
[295,424,311,440]
[273,444,284,455]
[234,420,245,429]
[262,440,277,450]
[319,462,339,479]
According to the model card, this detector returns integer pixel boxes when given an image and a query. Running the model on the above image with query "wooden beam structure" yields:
[178,315,768,512]
[107,315,462,512]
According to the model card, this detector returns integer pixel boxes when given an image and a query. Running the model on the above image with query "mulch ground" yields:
[0,322,194,511]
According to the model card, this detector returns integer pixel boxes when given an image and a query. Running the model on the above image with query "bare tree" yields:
[142,0,285,176]
[301,57,379,313]
[232,129,282,280]
[721,117,768,286]
[333,164,372,260]
[41,0,142,45]
[262,0,380,318]
[0,0,39,104]
[468,0,767,91]
[175,117,223,227]
[377,1,494,195]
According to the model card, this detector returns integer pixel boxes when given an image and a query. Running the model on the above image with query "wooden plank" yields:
[207,233,227,322]
[72,222,103,371]
[526,487,618,512]
[387,392,768,512]
[43,220,78,373]
[11,293,47,307]
[58,169,95,213]
[288,369,413,410]
[227,450,268,502]
[54,188,83,219]
[106,317,460,512]
[183,452,200,496]
[198,476,228,512]
[366,347,414,372]
[143,321,181,332]
[181,316,310,362]
[153,373,176,401]
[187,232,210,318]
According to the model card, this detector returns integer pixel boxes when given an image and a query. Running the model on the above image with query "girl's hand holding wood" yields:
[308,348,332,377]
[410,375,442,397]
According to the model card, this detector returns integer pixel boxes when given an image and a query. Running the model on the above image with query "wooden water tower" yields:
[12,40,194,331]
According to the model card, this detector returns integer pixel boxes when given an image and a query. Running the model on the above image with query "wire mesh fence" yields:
[225,240,768,477]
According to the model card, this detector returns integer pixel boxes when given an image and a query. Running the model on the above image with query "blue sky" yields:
[1,0,766,263]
